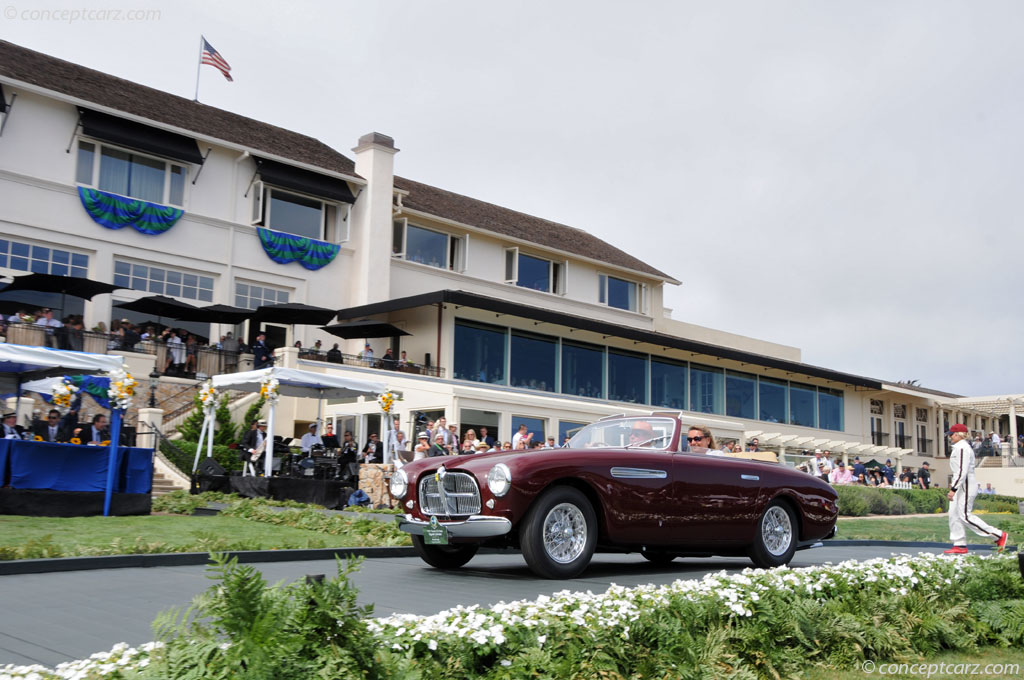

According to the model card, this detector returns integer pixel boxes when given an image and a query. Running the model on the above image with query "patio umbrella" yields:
[175,303,252,325]
[113,295,199,327]
[0,272,123,314]
[252,302,337,326]
[320,320,410,339]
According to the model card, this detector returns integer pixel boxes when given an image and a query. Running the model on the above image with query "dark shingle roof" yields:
[394,175,675,281]
[1,40,674,281]
[0,40,357,177]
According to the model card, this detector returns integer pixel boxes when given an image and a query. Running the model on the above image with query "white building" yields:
[1,40,1020,490]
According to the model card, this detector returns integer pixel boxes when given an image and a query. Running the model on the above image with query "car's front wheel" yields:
[520,486,597,579]
[748,500,797,569]
[412,535,479,569]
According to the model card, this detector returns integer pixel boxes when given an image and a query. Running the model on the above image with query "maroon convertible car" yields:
[391,413,838,579]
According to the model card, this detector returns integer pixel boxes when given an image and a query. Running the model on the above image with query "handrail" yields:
[147,424,191,478]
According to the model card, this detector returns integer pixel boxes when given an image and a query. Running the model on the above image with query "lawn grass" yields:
[0,513,404,559]
[837,513,1024,542]
[804,646,1023,680]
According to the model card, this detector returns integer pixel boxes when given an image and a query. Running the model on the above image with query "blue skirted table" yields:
[0,439,154,516]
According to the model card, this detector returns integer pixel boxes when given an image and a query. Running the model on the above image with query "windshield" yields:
[567,417,676,450]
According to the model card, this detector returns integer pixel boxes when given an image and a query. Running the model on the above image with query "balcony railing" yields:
[916,438,933,455]
[1,323,445,379]
[871,432,889,446]
[298,349,445,378]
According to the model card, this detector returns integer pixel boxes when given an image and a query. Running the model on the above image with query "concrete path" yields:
[0,544,949,668]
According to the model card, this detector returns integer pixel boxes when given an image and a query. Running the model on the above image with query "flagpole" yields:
[193,35,204,101]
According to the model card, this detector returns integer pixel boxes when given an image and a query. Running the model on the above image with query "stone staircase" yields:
[151,470,184,497]
[978,456,1004,468]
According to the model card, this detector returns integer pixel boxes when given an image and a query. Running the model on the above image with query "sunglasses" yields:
[687,436,704,442]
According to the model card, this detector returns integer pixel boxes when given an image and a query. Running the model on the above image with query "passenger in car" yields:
[686,425,725,456]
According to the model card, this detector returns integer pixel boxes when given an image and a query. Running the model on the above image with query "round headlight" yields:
[389,468,408,499]
[487,463,512,497]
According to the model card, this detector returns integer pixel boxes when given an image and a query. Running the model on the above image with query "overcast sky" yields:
[3,1,1021,397]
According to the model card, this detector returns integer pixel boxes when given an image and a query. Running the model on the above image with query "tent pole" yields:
[265,402,274,478]
[103,409,123,516]
[192,412,209,473]
[207,407,214,460]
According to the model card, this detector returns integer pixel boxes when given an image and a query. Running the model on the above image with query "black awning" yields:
[335,290,885,390]
[321,320,410,339]
[79,108,204,164]
[255,157,357,204]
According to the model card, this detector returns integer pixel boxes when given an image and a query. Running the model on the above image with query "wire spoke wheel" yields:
[761,505,793,556]
[543,502,588,563]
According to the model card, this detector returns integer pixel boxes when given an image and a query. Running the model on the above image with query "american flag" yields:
[201,37,233,82]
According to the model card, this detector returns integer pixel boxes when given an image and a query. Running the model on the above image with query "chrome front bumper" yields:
[397,514,512,538]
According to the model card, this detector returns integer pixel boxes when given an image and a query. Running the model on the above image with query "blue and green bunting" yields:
[78,187,183,235]
[37,375,112,410]
[257,227,340,271]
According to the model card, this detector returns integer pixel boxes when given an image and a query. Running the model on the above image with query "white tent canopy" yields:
[0,345,124,398]
[209,367,387,477]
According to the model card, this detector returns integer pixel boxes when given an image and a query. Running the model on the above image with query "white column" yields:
[350,133,398,307]
[1008,402,1018,457]
[137,407,164,449]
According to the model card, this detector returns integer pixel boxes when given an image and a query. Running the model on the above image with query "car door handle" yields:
[741,474,760,481]
[611,467,668,479]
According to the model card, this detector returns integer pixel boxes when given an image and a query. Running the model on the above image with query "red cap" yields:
[947,423,968,435]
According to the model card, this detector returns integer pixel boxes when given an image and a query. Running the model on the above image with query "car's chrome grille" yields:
[418,472,481,516]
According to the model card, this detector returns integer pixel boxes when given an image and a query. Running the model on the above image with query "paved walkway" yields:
[0,544,948,669]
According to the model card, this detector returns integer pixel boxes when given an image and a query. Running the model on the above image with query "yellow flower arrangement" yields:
[258,374,280,406]
[377,391,400,413]
[100,440,110,446]
[70,437,82,445]
[33,435,43,441]
[106,370,138,411]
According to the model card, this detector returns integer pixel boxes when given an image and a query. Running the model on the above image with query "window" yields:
[392,220,466,272]
[651,357,687,409]
[76,140,186,206]
[607,349,646,404]
[511,415,546,448]
[558,420,589,446]
[454,320,506,384]
[818,387,844,431]
[726,370,757,420]
[759,377,787,423]
[788,382,817,427]
[689,363,724,414]
[503,247,566,294]
[598,274,644,312]
[561,340,604,399]
[510,330,557,392]
[235,281,290,310]
[114,260,213,302]
[0,239,88,277]
[251,182,348,241]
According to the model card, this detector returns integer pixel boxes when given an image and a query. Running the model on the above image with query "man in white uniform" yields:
[944,423,1008,554]
[300,422,322,454]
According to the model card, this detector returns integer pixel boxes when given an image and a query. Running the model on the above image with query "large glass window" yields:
[76,140,186,206]
[561,340,604,398]
[0,239,88,278]
[511,415,546,448]
[650,357,687,409]
[599,274,639,312]
[510,330,557,392]
[759,377,787,423]
[516,253,551,292]
[689,364,724,414]
[726,370,757,420]
[234,281,290,310]
[113,260,213,302]
[558,420,588,447]
[789,382,817,427]
[607,349,646,404]
[818,387,844,431]
[405,224,449,269]
[267,189,324,239]
[454,320,506,384]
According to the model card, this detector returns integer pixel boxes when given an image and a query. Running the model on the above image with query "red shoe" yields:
[943,546,968,554]
[996,532,1009,552]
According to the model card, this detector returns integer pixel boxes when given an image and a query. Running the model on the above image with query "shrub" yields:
[836,486,949,516]
[161,440,241,474]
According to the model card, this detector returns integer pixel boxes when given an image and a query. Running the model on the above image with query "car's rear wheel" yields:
[749,500,797,569]
[520,486,597,579]
[640,550,676,565]
[411,535,479,569]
